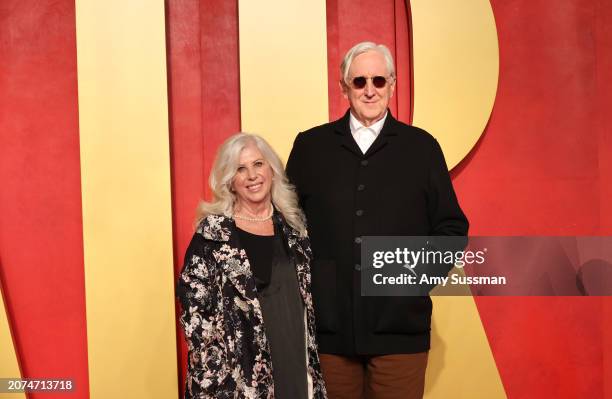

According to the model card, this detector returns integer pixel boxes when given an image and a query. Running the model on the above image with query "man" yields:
[286,42,468,399]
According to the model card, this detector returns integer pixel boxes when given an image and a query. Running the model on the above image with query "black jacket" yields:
[286,111,469,355]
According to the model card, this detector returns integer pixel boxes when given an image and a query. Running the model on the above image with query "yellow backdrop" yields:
[75,0,178,398]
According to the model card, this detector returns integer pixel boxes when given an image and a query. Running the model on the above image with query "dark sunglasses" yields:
[350,75,390,89]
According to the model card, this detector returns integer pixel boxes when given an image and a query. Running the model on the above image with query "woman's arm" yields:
[176,233,217,343]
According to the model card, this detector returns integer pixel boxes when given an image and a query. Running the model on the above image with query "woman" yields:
[177,133,327,399]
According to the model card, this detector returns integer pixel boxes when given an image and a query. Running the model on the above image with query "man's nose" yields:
[364,79,376,96]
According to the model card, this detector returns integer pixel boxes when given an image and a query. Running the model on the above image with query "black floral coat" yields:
[177,213,327,399]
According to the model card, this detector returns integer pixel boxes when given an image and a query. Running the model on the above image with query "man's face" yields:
[341,51,395,127]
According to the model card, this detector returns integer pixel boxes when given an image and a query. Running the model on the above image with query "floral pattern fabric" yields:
[177,213,327,399]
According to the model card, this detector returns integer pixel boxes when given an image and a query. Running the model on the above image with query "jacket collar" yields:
[197,211,300,242]
[196,211,304,306]
[197,214,234,242]
[333,109,400,136]
[333,109,399,157]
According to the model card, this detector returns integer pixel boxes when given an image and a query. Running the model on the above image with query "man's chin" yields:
[362,112,385,123]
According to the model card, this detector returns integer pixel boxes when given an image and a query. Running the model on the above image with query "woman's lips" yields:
[246,182,263,192]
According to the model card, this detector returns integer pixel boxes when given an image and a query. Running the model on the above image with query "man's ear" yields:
[389,78,396,98]
[339,80,349,100]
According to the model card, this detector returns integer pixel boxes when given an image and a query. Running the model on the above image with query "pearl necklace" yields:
[233,205,274,222]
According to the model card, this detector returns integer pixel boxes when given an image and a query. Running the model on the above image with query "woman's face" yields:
[231,144,273,209]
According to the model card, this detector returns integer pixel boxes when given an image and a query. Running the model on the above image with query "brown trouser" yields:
[319,353,428,399]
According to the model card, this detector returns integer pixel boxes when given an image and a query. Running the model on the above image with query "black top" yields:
[237,227,274,290]
[237,226,308,399]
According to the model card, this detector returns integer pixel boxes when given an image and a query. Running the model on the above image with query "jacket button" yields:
[357,184,365,191]
[354,237,362,244]
[361,160,369,166]
[356,209,364,216]
[354,264,361,271]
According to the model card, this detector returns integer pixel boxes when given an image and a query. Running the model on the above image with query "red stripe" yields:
[393,0,413,124]
[166,0,241,396]
[596,2,612,394]
[326,0,401,122]
[0,1,89,397]
[453,0,612,396]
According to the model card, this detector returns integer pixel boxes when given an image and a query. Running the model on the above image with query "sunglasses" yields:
[349,75,390,89]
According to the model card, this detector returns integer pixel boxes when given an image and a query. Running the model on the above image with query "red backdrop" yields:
[0,1,610,398]
[0,1,90,398]
[458,1,612,398]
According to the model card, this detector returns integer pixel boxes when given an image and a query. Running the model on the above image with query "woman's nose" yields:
[247,167,257,179]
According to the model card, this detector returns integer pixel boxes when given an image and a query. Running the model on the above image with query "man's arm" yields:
[427,139,469,236]
[412,139,469,292]
[286,132,306,207]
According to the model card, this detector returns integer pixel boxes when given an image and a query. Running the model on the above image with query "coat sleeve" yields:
[286,132,306,207]
[414,139,469,292]
[176,233,217,342]
[427,139,469,237]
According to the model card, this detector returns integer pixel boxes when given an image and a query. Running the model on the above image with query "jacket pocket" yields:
[310,259,338,333]
[185,342,235,398]
[370,296,432,334]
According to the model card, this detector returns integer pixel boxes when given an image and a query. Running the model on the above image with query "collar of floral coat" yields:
[197,211,301,242]
[196,210,307,306]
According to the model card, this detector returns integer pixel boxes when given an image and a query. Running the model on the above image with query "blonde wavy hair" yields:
[196,133,307,236]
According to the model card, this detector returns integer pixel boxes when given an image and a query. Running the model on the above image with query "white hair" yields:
[196,133,307,236]
[340,41,396,84]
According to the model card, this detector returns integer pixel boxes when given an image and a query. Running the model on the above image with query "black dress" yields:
[237,226,309,399]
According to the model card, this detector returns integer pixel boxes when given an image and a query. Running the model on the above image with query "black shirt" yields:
[237,227,274,290]
[237,226,308,399]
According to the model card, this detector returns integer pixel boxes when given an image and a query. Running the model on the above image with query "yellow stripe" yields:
[428,297,506,398]
[411,0,499,169]
[0,287,25,399]
[75,1,178,398]
[238,0,329,160]
[409,1,505,396]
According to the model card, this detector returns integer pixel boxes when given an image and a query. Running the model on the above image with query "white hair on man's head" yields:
[340,41,396,84]
[196,132,307,236]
